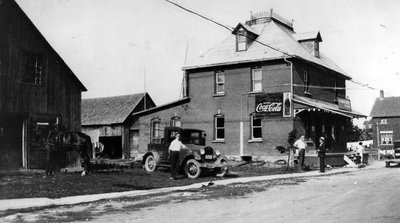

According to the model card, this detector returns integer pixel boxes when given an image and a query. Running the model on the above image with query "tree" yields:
[287,129,297,168]
[345,119,371,142]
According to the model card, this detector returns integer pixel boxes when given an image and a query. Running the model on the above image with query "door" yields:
[0,115,23,170]
[129,130,139,158]
[28,116,58,169]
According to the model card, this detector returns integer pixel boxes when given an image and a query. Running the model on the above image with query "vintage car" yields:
[385,140,400,167]
[142,127,229,178]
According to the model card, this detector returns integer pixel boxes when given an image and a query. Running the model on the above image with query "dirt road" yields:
[3,166,400,222]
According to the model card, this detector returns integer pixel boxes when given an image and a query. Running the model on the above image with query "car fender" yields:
[142,151,161,165]
[215,155,229,164]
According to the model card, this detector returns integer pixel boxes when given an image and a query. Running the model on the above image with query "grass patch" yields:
[0,162,298,199]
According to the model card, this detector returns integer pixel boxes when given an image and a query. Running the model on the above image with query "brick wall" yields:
[371,117,400,149]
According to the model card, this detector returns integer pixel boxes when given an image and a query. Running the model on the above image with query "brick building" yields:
[370,90,400,150]
[130,10,364,161]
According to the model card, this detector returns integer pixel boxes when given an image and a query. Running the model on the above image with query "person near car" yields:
[294,134,306,171]
[168,133,186,180]
[317,136,327,173]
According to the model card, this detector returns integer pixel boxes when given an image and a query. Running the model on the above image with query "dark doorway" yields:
[99,136,122,158]
[0,115,23,170]
[28,116,58,169]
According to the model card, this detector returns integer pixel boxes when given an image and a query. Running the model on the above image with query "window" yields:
[214,115,225,140]
[215,71,225,94]
[23,53,42,85]
[236,29,247,51]
[171,115,181,127]
[151,118,162,143]
[380,119,387,125]
[304,70,310,93]
[314,41,319,58]
[380,131,393,145]
[251,115,262,140]
[252,68,262,92]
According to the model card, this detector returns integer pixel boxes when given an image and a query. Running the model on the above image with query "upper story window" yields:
[251,115,262,140]
[380,131,393,145]
[380,119,387,125]
[314,41,320,58]
[23,53,43,85]
[236,29,247,51]
[215,71,225,94]
[214,114,225,140]
[304,70,310,94]
[252,68,262,92]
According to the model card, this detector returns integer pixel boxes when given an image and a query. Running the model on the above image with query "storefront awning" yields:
[292,95,366,118]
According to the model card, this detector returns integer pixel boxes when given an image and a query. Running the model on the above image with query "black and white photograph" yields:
[1,0,400,222]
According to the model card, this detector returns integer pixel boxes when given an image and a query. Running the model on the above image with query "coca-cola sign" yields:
[255,93,283,117]
[256,102,282,113]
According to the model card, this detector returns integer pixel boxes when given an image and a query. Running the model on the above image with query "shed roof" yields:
[82,93,154,125]
[183,19,349,79]
[370,97,400,118]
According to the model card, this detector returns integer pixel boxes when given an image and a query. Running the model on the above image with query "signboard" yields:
[255,93,283,117]
[337,97,351,111]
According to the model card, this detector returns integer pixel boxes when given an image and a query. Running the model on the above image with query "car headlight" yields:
[200,148,205,155]
[215,150,221,156]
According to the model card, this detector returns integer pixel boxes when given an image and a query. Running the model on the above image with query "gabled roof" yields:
[292,31,322,42]
[370,97,400,118]
[232,23,260,36]
[82,93,155,125]
[183,19,349,80]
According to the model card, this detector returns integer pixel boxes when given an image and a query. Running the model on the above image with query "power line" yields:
[166,0,376,91]
[165,0,233,32]
[164,0,293,57]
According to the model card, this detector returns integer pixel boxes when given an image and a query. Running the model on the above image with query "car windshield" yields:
[181,130,205,146]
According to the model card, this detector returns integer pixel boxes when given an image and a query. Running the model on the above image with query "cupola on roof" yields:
[246,9,294,31]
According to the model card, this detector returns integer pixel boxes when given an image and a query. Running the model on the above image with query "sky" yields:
[15,0,400,126]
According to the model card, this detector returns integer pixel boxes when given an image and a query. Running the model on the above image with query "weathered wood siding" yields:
[0,0,84,130]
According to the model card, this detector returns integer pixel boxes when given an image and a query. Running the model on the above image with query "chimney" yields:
[380,90,384,99]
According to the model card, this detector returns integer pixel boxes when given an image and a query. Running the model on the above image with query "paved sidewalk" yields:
[0,161,384,212]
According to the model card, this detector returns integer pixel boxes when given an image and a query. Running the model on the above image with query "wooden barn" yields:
[0,0,87,170]
[81,93,156,159]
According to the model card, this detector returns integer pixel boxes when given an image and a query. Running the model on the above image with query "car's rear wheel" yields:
[144,155,157,172]
[216,159,228,177]
[185,159,201,179]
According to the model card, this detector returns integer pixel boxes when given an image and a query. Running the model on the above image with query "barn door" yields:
[28,116,58,169]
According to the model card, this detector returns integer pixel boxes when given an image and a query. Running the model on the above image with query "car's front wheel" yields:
[185,159,201,179]
[144,155,157,172]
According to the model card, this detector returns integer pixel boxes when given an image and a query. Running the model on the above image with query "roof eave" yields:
[183,55,296,71]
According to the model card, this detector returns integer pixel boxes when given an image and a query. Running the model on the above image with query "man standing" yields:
[294,134,306,171]
[317,137,327,173]
[168,133,186,180]
[356,142,364,164]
